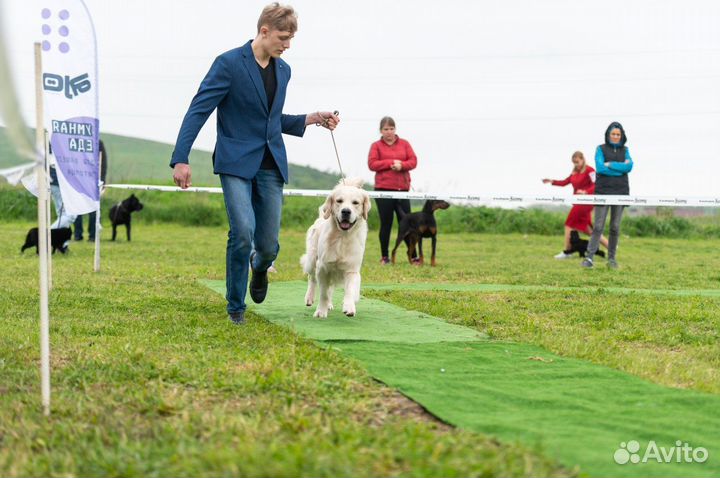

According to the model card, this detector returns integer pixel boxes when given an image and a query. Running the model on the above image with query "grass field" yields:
[1,213,719,477]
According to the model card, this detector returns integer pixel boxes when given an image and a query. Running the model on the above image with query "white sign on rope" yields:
[105,183,720,208]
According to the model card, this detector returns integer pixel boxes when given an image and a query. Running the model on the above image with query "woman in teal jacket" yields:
[582,121,633,269]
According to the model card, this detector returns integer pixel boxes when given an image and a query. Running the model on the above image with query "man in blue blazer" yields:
[170,3,339,325]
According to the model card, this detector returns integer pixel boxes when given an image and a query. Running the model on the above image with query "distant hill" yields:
[0,127,342,189]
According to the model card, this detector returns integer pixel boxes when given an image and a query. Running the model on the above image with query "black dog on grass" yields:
[109,194,144,241]
[391,200,450,266]
[569,230,606,258]
[20,227,72,254]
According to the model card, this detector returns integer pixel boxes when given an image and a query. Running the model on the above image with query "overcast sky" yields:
[4,0,720,196]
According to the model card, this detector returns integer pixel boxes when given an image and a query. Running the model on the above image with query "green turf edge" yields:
[363,282,720,297]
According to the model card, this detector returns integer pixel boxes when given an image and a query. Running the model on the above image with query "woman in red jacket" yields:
[368,116,418,264]
[543,151,608,259]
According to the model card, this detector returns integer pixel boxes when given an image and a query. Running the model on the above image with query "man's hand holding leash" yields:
[308,111,340,130]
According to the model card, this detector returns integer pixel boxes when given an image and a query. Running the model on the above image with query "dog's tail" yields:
[299,253,311,275]
[300,246,317,276]
[300,220,320,275]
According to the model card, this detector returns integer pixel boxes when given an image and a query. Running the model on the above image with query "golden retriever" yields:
[300,178,371,318]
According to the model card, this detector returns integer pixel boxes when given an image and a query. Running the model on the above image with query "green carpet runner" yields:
[202,279,719,477]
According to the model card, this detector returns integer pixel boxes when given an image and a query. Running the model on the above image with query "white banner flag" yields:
[39,1,99,215]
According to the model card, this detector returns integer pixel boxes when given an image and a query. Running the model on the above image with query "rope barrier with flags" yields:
[104,183,720,208]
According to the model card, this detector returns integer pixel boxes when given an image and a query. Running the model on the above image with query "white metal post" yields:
[44,129,52,291]
[34,42,51,417]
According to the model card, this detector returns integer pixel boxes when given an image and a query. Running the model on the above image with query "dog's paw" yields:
[327,302,334,311]
[304,294,314,307]
[313,308,328,319]
[342,302,356,317]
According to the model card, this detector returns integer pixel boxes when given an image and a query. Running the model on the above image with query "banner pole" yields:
[94,151,102,272]
[44,129,52,291]
[34,42,51,417]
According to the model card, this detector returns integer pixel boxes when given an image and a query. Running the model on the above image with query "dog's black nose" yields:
[341,208,351,216]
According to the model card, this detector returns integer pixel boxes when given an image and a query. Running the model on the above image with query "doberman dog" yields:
[391,200,450,266]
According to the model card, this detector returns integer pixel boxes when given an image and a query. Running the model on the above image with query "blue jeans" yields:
[220,169,284,314]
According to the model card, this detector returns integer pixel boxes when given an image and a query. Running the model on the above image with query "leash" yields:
[317,110,345,182]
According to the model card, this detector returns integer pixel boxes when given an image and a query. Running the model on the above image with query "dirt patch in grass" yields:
[360,383,452,430]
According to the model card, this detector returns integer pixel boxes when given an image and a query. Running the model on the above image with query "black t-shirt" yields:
[257,58,278,170]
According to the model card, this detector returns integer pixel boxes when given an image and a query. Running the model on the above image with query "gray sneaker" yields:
[607,259,619,269]
[581,258,594,268]
[229,312,245,325]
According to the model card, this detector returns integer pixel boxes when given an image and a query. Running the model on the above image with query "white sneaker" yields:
[554,251,574,259]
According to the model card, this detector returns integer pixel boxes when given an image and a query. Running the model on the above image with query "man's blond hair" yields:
[257,3,298,33]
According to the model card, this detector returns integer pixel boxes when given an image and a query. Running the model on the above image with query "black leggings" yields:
[374,195,413,258]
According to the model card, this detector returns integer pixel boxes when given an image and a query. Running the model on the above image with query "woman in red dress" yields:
[543,151,608,259]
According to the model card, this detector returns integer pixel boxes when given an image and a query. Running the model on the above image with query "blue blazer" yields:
[170,40,306,182]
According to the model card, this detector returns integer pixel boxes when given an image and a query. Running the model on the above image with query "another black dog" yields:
[20,227,72,255]
[569,230,606,258]
[109,194,144,241]
[391,200,450,266]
